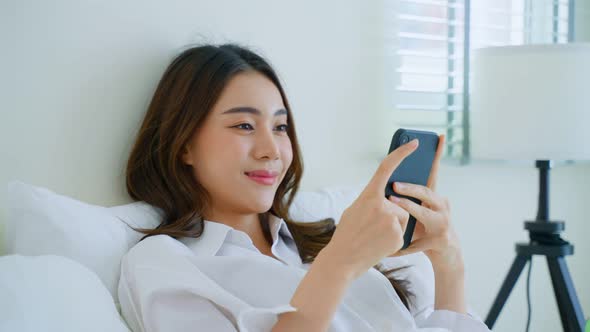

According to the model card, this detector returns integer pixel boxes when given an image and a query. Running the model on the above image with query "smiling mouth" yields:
[244,172,277,185]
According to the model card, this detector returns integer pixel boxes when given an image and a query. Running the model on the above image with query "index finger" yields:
[362,139,419,197]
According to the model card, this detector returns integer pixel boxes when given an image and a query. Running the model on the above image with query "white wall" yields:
[1,1,588,331]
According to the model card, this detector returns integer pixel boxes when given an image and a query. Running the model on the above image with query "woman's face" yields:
[182,71,293,218]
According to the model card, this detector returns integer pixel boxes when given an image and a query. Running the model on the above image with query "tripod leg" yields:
[547,256,585,332]
[485,255,530,329]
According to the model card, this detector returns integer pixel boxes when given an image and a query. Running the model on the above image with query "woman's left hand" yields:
[387,135,464,273]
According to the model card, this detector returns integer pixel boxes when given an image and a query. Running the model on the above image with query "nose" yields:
[253,126,280,160]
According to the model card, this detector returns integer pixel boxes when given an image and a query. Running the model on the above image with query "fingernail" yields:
[396,182,405,189]
[410,138,419,146]
[390,195,400,202]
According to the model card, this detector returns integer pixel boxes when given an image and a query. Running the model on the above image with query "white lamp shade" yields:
[471,43,590,161]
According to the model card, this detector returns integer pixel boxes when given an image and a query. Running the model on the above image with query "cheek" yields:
[191,132,248,184]
[198,137,248,174]
[281,139,293,169]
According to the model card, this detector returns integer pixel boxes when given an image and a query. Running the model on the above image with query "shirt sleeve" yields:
[235,304,299,331]
[118,239,297,332]
[379,253,491,332]
[128,286,238,331]
[416,309,491,331]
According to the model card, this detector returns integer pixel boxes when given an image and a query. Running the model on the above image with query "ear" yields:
[182,145,193,166]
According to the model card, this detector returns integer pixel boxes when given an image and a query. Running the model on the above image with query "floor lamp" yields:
[470,43,590,331]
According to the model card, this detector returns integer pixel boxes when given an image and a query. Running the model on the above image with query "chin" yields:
[253,198,275,213]
[245,192,276,213]
[240,180,279,212]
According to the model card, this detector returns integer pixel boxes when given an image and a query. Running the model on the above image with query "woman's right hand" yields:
[320,139,419,280]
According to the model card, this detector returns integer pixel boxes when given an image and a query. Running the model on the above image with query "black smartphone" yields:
[385,128,440,249]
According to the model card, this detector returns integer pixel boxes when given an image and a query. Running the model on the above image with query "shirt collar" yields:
[268,213,295,244]
[179,214,295,257]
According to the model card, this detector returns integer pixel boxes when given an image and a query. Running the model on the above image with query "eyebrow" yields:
[221,107,288,117]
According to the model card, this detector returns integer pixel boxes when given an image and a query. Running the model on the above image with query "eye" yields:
[275,124,289,132]
[233,123,254,131]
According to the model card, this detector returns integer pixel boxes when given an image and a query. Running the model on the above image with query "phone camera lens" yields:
[400,135,410,144]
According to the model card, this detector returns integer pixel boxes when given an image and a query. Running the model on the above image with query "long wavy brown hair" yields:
[125,43,414,309]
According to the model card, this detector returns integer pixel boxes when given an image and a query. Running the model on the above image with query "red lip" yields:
[245,170,279,177]
[245,170,279,185]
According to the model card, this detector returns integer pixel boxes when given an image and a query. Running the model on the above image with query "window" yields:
[390,0,573,164]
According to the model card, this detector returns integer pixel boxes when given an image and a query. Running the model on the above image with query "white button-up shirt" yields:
[118,214,490,332]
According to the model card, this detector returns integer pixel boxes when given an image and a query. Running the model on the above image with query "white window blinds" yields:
[391,0,573,164]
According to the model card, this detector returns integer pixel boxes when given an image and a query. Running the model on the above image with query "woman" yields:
[118,43,490,331]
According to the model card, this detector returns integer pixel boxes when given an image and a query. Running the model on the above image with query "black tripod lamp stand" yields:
[484,160,585,331]
[470,43,590,331]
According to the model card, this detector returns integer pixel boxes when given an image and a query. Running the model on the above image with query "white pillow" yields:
[3,181,162,301]
[0,254,130,332]
[287,183,365,224]
[2,180,364,304]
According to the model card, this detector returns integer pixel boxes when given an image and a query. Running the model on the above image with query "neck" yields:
[204,209,257,232]
[203,209,272,248]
